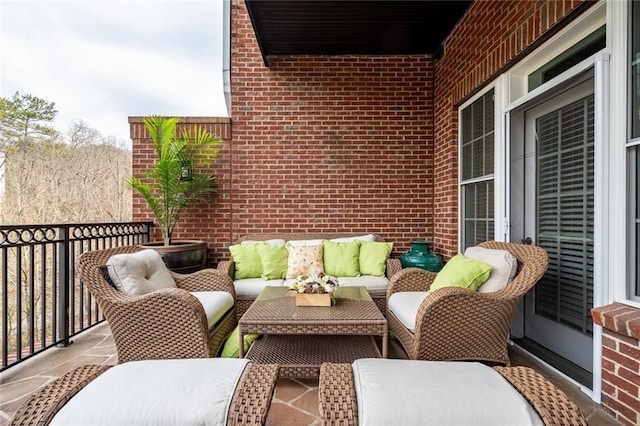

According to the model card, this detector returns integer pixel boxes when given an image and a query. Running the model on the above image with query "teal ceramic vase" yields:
[399,240,443,272]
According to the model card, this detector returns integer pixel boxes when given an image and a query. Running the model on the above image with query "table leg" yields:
[382,328,388,358]
[239,328,245,358]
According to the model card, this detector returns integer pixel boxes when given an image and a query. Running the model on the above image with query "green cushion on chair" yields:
[430,254,493,292]
[221,326,260,358]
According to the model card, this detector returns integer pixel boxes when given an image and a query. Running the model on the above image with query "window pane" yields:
[460,90,495,251]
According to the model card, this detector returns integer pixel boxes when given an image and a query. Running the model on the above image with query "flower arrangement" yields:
[291,272,338,294]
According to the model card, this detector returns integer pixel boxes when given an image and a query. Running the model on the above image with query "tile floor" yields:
[0,322,619,425]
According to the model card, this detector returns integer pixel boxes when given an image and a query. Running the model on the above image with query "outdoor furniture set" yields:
[11,235,587,425]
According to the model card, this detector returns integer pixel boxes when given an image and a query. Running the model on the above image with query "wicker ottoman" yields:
[11,359,279,426]
[319,359,587,426]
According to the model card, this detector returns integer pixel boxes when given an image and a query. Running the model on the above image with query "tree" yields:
[0,91,59,148]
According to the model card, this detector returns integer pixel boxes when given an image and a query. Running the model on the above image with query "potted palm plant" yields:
[127,116,223,273]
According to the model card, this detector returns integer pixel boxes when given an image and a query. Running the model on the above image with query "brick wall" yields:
[433,0,586,257]
[592,304,640,426]
[228,0,436,257]
[129,116,233,265]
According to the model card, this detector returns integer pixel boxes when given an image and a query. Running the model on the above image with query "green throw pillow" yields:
[256,243,288,280]
[221,326,260,358]
[322,240,361,277]
[430,254,493,292]
[359,241,393,276]
[229,244,262,279]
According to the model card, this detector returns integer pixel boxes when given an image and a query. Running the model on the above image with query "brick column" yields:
[592,303,640,426]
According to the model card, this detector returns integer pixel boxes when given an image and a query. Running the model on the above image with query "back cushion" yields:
[106,250,176,296]
[464,246,518,293]
[229,244,263,279]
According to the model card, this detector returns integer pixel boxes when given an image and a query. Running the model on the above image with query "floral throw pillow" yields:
[285,243,324,279]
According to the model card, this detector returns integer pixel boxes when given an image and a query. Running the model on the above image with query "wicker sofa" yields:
[217,233,401,317]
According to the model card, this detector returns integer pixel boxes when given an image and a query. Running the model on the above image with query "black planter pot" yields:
[141,240,207,274]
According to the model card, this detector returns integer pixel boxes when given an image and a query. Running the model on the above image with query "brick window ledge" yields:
[592,303,640,339]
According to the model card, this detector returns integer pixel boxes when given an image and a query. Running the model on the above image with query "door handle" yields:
[521,237,533,245]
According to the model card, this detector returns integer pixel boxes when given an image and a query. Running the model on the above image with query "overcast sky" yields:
[0,0,227,145]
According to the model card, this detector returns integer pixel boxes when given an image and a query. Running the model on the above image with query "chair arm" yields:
[413,287,515,362]
[102,288,211,362]
[228,363,280,425]
[385,258,402,279]
[10,365,112,425]
[172,269,236,299]
[319,363,358,426]
[217,260,235,279]
[386,267,436,299]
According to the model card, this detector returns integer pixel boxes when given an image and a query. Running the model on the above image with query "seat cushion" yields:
[464,246,518,293]
[190,291,234,328]
[106,249,176,296]
[387,291,429,332]
[430,254,493,292]
[352,358,543,426]
[234,278,285,299]
[50,358,250,425]
[336,276,389,298]
[329,234,376,243]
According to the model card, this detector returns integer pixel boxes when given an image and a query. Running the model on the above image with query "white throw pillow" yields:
[464,246,518,293]
[106,249,177,296]
[330,234,376,243]
[286,239,325,247]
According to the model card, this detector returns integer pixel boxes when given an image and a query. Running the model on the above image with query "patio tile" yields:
[291,388,320,417]
[274,378,311,402]
[266,402,317,426]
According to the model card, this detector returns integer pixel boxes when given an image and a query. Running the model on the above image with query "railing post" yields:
[57,225,71,346]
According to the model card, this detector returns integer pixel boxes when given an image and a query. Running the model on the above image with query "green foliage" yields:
[126,116,222,245]
[0,91,59,150]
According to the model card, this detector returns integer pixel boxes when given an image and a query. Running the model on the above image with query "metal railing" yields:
[1,222,152,371]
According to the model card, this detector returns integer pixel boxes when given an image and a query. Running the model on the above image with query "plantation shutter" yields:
[535,95,594,336]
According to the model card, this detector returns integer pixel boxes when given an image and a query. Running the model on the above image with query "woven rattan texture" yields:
[495,366,588,426]
[79,246,237,362]
[227,363,279,425]
[10,365,112,425]
[387,241,549,364]
[247,335,380,378]
[11,363,279,426]
[318,363,586,426]
[240,287,386,336]
[218,233,400,318]
[319,363,358,426]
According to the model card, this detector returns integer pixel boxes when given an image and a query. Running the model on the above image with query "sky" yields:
[0,0,228,145]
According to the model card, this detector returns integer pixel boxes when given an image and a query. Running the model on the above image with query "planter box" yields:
[295,293,333,307]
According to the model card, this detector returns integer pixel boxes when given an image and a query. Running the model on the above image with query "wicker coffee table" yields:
[239,286,387,378]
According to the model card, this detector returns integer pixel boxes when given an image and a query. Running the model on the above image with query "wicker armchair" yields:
[79,246,237,362]
[387,241,549,365]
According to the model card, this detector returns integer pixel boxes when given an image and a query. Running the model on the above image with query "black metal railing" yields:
[0,222,152,371]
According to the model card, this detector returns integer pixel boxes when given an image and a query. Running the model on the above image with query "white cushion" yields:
[234,278,285,298]
[337,276,389,298]
[387,292,429,332]
[352,359,543,426]
[464,246,518,293]
[330,234,376,243]
[241,239,286,245]
[286,239,325,247]
[191,291,234,328]
[106,249,176,296]
[51,358,251,425]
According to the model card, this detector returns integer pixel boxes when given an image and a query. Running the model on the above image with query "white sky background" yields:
[0,0,227,146]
